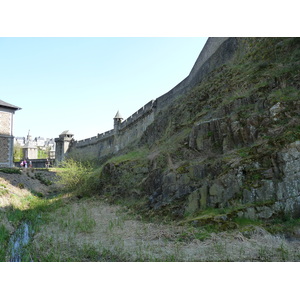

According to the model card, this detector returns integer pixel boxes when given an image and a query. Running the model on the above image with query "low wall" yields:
[14,159,55,168]
[65,37,239,161]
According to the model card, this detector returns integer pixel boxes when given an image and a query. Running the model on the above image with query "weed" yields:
[237,147,251,158]
[34,173,52,186]
[107,148,149,165]
[75,212,96,233]
[268,86,299,103]
[276,243,289,261]
[18,183,24,189]
[0,189,9,196]
[0,225,10,261]
[234,217,262,227]
[78,244,100,261]
[176,163,189,174]
[257,246,272,262]
[31,191,44,198]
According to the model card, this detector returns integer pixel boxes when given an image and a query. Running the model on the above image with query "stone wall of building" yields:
[0,109,14,167]
[0,136,9,166]
[64,37,239,161]
[0,111,12,135]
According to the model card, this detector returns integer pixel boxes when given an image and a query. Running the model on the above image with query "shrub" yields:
[56,159,93,195]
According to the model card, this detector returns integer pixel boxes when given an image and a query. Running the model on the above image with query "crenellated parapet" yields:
[73,129,115,147]
[119,100,156,131]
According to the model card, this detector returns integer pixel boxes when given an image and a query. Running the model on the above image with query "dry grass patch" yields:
[30,197,300,262]
[0,177,31,209]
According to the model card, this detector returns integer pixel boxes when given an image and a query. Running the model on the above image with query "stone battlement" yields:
[74,129,115,147]
[73,99,156,148]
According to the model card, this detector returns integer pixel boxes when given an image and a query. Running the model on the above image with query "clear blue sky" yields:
[0,37,208,140]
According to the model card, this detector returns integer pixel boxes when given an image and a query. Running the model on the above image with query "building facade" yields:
[0,99,21,167]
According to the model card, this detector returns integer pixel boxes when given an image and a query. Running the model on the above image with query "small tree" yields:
[38,147,50,159]
[13,143,23,162]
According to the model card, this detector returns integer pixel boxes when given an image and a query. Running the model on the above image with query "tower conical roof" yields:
[114,111,123,119]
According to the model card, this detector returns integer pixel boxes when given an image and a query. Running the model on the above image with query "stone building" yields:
[14,133,56,159]
[22,131,38,159]
[0,99,21,167]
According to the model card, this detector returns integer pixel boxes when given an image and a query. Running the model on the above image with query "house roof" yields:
[0,99,21,111]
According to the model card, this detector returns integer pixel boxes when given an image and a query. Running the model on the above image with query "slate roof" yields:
[0,99,21,111]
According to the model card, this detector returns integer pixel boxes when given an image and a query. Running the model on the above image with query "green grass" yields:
[74,208,96,233]
[0,168,21,174]
[268,86,299,103]
[34,173,53,186]
[233,217,262,227]
[0,225,10,261]
[106,148,149,165]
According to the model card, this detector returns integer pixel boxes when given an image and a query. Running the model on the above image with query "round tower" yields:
[113,111,123,133]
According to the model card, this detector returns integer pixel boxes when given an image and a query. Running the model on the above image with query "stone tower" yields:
[113,111,123,134]
[55,130,74,164]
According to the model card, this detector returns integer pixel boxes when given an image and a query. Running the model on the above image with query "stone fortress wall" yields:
[62,37,239,161]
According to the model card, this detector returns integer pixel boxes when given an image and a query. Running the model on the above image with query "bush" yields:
[57,159,94,195]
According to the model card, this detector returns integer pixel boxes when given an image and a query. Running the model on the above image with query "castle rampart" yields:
[58,37,239,162]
